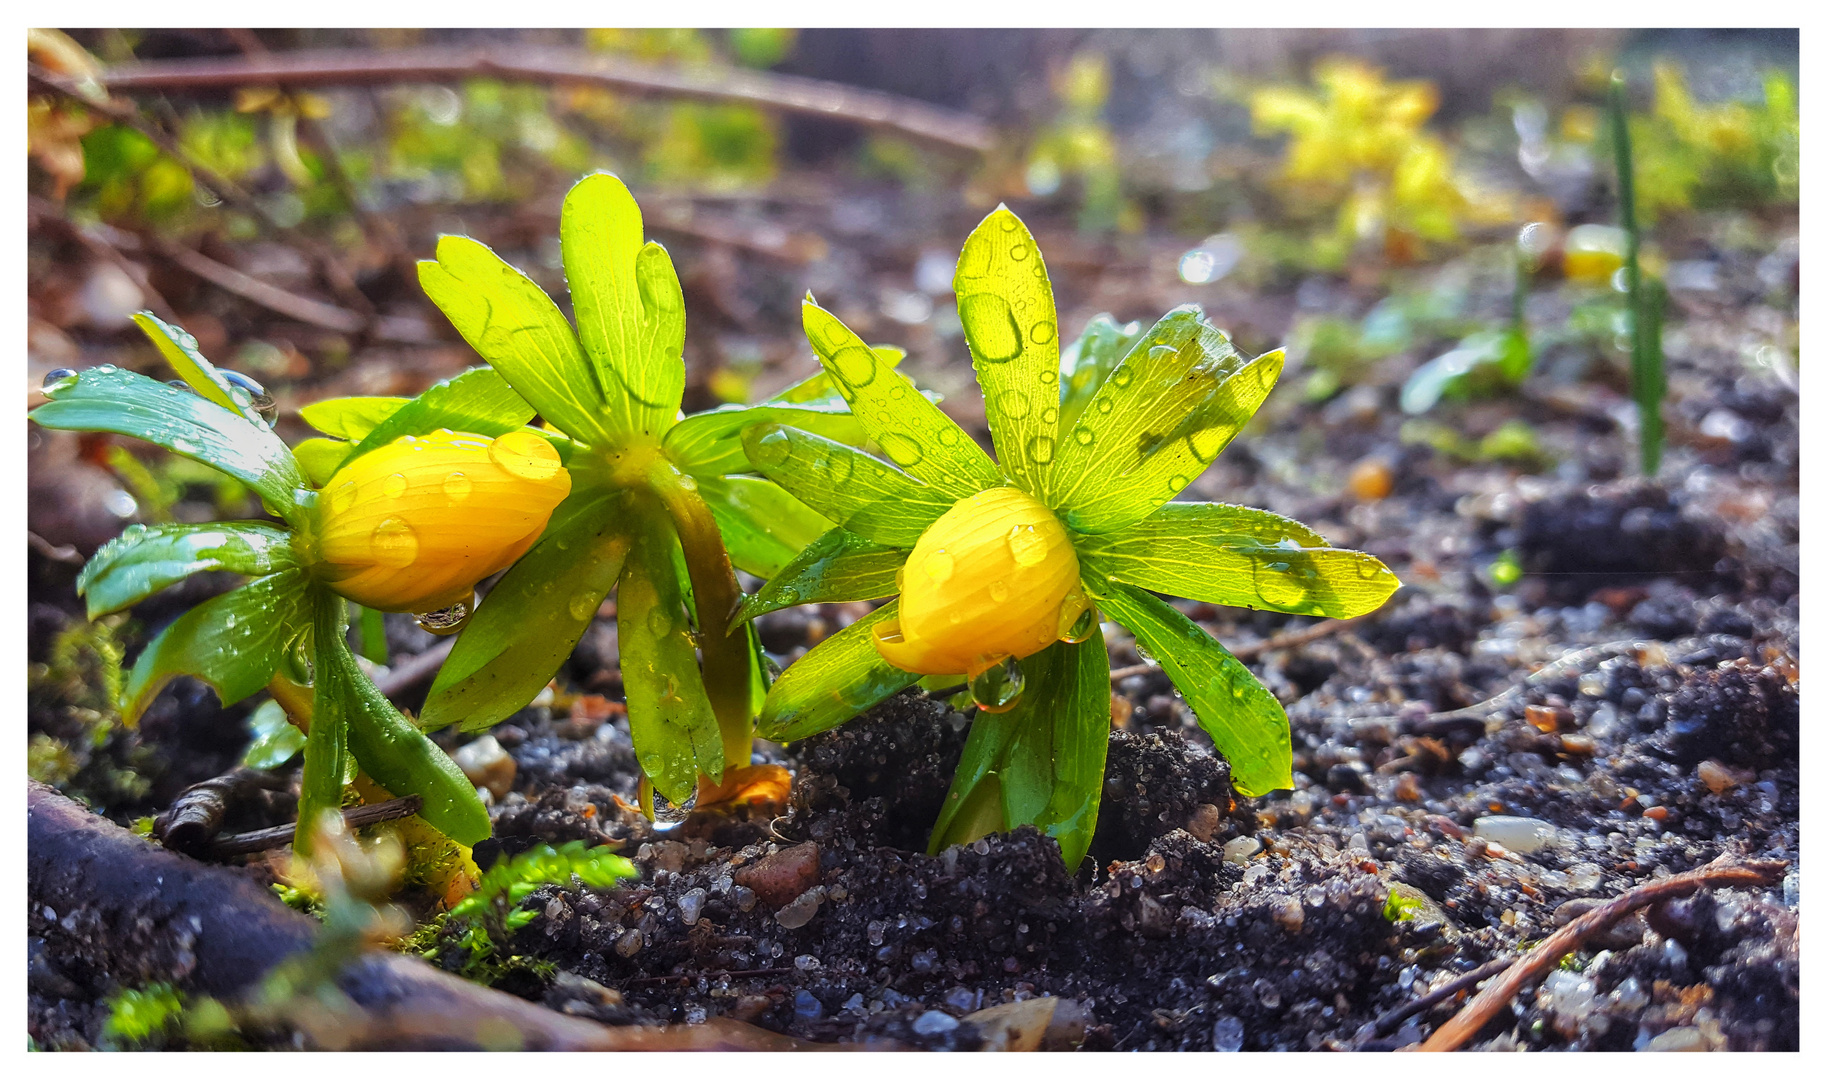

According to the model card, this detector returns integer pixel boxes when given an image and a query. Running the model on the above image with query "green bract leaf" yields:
[323,613,491,846]
[740,423,954,548]
[770,344,907,405]
[78,521,296,619]
[420,491,629,733]
[756,601,918,743]
[298,395,409,440]
[697,475,834,579]
[619,510,725,803]
[562,173,685,440]
[121,568,309,724]
[241,698,305,770]
[32,366,309,525]
[928,633,1110,869]
[346,368,535,460]
[735,527,905,626]
[1076,502,1400,618]
[1090,579,1292,797]
[1058,313,1145,432]
[131,312,259,423]
[954,207,1062,498]
[664,401,865,479]
[1045,307,1242,522]
[418,235,610,445]
[292,437,352,487]
[802,301,1001,499]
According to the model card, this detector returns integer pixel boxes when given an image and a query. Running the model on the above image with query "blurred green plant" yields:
[26,315,562,855]
[737,207,1399,867]
[1023,52,1135,233]
[1250,57,1515,267]
[101,982,187,1048]
[1610,72,1666,476]
[1623,61,1798,223]
[412,173,840,814]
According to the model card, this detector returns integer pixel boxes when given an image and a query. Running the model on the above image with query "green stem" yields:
[646,460,754,770]
[297,586,348,856]
[1610,72,1665,476]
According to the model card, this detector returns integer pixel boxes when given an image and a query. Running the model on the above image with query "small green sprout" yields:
[737,208,1400,867]
[410,173,865,813]
[26,314,552,853]
[101,982,185,1047]
[1609,71,1666,477]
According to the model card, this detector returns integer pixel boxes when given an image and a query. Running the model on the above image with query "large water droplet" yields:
[648,605,677,639]
[443,471,472,501]
[283,632,315,686]
[1094,397,1114,415]
[416,595,474,636]
[969,656,1025,713]
[1006,526,1046,567]
[997,389,1031,420]
[924,549,955,583]
[1072,426,1096,447]
[568,590,599,622]
[1040,406,1059,426]
[1026,435,1056,464]
[937,427,961,447]
[754,429,792,467]
[1009,244,1030,261]
[1030,320,1056,344]
[370,517,419,568]
[1167,474,1191,492]
[1111,367,1135,389]
[1059,600,1099,644]
[41,368,77,392]
[831,345,878,387]
[650,783,698,831]
[328,480,357,516]
[489,430,561,481]
[879,432,925,468]
[1251,558,1308,608]
[959,293,1022,362]
[382,472,409,499]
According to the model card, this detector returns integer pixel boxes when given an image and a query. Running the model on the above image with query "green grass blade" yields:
[756,601,918,743]
[1090,579,1292,797]
[953,207,1061,498]
[618,509,726,802]
[696,475,835,579]
[561,174,685,440]
[735,527,906,625]
[121,568,310,724]
[418,235,609,445]
[741,423,956,548]
[420,491,628,733]
[32,366,309,525]
[802,300,1001,499]
[1610,72,1665,477]
[78,522,296,619]
[1076,502,1400,618]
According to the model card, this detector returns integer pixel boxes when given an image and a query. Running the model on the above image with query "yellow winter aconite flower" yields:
[313,429,570,612]
[872,486,1088,682]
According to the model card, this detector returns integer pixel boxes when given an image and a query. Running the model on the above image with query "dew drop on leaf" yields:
[936,427,961,447]
[647,605,673,638]
[650,783,698,831]
[1025,435,1056,465]
[370,517,419,568]
[1030,320,1056,344]
[1110,367,1134,389]
[41,368,77,392]
[567,591,598,622]
[831,345,878,387]
[1040,406,1059,426]
[1095,397,1114,415]
[1060,601,1098,644]
[879,432,925,467]
[754,429,792,467]
[959,293,1022,363]
[969,656,1024,713]
[997,389,1031,420]
[1167,474,1190,492]
[1073,426,1096,447]
[416,595,474,636]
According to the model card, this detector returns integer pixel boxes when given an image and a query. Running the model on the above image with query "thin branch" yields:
[1360,956,1511,1043]
[373,637,456,698]
[149,235,364,332]
[206,795,424,858]
[1415,856,1788,1051]
[97,45,997,155]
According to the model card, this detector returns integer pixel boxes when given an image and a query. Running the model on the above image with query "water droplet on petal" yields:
[416,595,474,636]
[370,517,419,568]
[925,549,955,583]
[443,471,472,500]
[1006,525,1047,567]
[969,656,1025,713]
[989,580,1010,602]
[328,480,357,516]
[382,472,409,499]
[489,430,562,481]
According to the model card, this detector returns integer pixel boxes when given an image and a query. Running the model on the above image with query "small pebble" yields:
[613,928,643,957]
[1272,897,1304,934]
[1472,815,1556,854]
[1346,457,1394,501]
[1222,836,1261,865]
[1643,1026,1708,1051]
[792,989,824,1022]
[1696,759,1745,794]
[775,886,824,929]
[1188,802,1221,842]
[913,1010,960,1036]
[452,736,516,799]
[1212,1014,1246,1051]
[677,888,706,926]
[793,953,820,972]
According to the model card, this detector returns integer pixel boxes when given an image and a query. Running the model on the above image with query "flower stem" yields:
[646,460,754,770]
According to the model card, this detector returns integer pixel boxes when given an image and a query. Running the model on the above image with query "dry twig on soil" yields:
[1414,856,1788,1051]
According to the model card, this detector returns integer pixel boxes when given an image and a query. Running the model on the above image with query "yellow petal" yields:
[872,485,1082,678]
[314,429,570,612]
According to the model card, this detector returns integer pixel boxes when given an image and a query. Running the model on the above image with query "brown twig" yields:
[30,63,377,322]
[1109,615,1363,682]
[1414,856,1788,1051]
[373,637,456,697]
[206,795,424,858]
[152,766,290,854]
[1362,956,1512,1043]
[148,234,365,332]
[97,45,997,155]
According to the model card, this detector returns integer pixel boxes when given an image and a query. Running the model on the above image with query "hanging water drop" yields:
[650,783,699,831]
[415,594,473,636]
[41,368,77,392]
[969,656,1025,713]
[1060,602,1099,644]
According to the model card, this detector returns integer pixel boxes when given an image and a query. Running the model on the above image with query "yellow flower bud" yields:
[873,486,1088,679]
[314,429,570,612]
